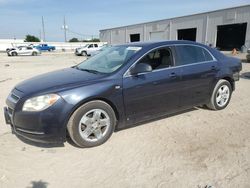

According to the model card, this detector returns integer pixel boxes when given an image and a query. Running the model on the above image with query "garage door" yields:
[150,31,165,41]
[177,28,197,42]
[216,23,247,50]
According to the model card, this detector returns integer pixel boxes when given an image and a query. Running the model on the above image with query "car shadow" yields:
[26,180,49,188]
[65,134,82,148]
[240,72,250,80]
[241,59,249,63]
[16,135,64,148]
[115,107,199,132]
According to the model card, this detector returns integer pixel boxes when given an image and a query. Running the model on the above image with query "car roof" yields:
[119,40,227,61]
[117,40,205,48]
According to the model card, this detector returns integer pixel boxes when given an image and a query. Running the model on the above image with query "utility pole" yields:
[62,16,68,42]
[39,29,42,41]
[42,16,46,42]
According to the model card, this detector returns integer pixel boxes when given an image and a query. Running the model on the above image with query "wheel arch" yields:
[65,97,119,128]
[81,50,88,55]
[221,76,235,91]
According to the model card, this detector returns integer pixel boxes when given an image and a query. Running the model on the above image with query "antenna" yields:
[42,16,46,42]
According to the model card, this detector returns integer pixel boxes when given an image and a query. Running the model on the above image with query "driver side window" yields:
[138,47,173,70]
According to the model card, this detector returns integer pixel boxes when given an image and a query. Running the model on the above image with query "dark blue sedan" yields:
[4,41,242,147]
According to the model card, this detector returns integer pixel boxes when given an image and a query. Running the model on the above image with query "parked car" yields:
[88,44,111,56]
[4,41,242,147]
[6,44,33,52]
[7,46,41,56]
[6,47,16,52]
[34,44,56,51]
[75,43,101,56]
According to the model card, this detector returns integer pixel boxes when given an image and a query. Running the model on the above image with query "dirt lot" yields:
[0,52,250,188]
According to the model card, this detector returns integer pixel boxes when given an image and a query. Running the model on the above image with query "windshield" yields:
[76,46,142,74]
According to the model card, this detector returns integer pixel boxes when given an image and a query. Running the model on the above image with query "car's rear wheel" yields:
[32,52,38,56]
[81,51,87,56]
[207,79,232,110]
[67,100,117,147]
[11,52,17,56]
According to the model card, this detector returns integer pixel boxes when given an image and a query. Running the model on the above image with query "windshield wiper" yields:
[74,66,101,74]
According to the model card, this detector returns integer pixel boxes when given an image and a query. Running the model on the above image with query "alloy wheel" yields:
[78,109,111,142]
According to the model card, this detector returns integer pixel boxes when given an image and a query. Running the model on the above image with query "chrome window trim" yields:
[123,44,217,78]
[124,60,215,78]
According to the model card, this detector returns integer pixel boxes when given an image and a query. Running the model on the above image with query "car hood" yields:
[15,67,106,94]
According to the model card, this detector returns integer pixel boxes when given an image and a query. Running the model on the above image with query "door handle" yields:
[153,81,159,85]
[211,66,217,71]
[170,72,177,79]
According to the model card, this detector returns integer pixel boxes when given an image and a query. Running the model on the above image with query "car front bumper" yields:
[4,91,73,144]
[75,50,82,55]
[4,106,68,143]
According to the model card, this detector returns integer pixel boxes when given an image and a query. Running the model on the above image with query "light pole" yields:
[42,16,46,42]
[62,16,68,42]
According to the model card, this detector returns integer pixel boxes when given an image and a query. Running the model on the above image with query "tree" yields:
[24,35,40,42]
[69,38,79,42]
[82,38,100,42]
[90,38,100,42]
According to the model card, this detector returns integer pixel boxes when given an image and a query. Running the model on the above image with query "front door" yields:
[123,47,181,124]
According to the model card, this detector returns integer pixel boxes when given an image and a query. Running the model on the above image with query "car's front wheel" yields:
[11,52,17,56]
[67,100,117,147]
[81,51,87,56]
[32,52,38,56]
[207,79,232,110]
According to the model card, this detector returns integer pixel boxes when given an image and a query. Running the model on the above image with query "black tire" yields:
[48,49,51,52]
[32,52,38,56]
[11,52,17,56]
[81,51,87,56]
[67,100,117,147]
[246,54,250,63]
[206,79,232,110]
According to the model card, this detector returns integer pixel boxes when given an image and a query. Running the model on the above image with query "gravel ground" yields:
[0,52,250,188]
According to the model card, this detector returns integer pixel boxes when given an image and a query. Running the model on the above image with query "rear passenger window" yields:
[94,44,98,47]
[176,45,213,66]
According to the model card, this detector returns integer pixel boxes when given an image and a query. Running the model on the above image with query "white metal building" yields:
[99,5,250,50]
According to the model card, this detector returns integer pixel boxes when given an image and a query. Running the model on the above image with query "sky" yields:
[0,0,249,41]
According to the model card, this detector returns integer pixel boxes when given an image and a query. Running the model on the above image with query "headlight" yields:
[22,94,60,112]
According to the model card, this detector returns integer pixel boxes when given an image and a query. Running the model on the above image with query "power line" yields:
[67,29,98,38]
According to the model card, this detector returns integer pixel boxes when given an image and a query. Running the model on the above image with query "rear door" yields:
[87,44,95,54]
[26,46,34,55]
[175,45,219,107]
[123,46,182,124]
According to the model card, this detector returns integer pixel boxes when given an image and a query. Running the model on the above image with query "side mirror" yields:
[130,63,152,75]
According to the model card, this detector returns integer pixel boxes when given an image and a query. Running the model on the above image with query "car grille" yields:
[7,107,13,116]
[7,92,20,104]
